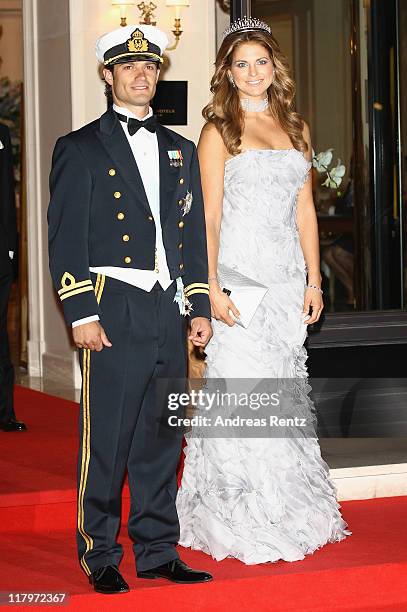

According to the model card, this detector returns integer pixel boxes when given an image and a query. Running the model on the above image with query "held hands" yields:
[303,286,324,325]
[188,317,213,348]
[209,282,240,327]
[72,321,112,352]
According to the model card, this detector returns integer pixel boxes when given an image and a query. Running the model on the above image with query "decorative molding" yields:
[22,0,46,377]
[216,0,230,12]
[27,339,46,378]
[73,352,82,389]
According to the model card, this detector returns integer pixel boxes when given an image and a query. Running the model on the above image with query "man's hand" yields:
[72,321,112,352]
[188,317,213,348]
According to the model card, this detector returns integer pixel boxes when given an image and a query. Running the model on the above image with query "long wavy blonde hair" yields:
[203,29,307,157]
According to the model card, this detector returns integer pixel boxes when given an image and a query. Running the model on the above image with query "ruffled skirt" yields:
[176,283,351,564]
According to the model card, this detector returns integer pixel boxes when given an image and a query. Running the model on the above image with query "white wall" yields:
[69,0,216,143]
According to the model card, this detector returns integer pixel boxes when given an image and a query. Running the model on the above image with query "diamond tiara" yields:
[222,17,272,40]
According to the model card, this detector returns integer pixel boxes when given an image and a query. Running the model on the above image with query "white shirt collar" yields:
[113,103,153,122]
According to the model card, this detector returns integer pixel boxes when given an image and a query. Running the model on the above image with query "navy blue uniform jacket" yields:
[48,108,210,326]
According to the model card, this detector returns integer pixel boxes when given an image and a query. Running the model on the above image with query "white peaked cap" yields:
[95,24,169,65]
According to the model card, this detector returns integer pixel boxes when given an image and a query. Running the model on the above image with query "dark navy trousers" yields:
[77,273,187,574]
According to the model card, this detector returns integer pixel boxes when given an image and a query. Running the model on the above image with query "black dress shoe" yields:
[1,419,27,432]
[137,558,213,584]
[89,565,129,594]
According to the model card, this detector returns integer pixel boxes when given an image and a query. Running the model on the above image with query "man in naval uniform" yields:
[48,25,213,594]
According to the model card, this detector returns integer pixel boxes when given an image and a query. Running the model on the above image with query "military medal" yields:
[181,191,193,216]
[167,149,183,167]
[174,277,193,316]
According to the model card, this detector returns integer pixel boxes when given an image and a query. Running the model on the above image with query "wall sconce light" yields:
[112,1,136,27]
[138,1,157,25]
[113,1,189,49]
[165,0,190,50]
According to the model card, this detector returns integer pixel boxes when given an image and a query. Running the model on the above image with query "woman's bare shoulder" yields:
[199,122,225,145]
[301,120,311,143]
[198,122,227,159]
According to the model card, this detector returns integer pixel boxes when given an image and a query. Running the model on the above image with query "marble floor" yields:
[15,369,80,403]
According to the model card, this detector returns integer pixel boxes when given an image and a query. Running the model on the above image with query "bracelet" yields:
[208,276,218,282]
[306,283,323,294]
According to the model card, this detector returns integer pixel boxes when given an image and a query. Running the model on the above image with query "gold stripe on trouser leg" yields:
[78,274,105,575]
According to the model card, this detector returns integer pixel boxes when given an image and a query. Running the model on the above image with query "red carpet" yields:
[1,386,407,611]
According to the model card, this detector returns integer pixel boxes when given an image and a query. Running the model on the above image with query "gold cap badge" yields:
[127,29,149,53]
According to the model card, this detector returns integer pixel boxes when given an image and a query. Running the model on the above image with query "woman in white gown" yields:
[176,17,351,565]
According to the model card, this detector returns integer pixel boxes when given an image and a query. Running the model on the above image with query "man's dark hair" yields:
[104,65,114,107]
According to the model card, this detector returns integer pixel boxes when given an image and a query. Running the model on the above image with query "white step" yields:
[331,462,407,501]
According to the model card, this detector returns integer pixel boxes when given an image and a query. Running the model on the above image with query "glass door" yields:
[244,0,406,317]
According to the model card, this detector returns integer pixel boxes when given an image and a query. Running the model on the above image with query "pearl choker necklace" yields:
[240,98,269,113]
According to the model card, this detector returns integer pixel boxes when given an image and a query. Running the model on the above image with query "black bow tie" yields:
[115,111,157,136]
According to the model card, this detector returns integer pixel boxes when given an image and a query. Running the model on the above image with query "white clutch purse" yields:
[217,263,268,328]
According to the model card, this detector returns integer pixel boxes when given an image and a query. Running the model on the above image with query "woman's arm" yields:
[296,122,324,324]
[197,123,239,326]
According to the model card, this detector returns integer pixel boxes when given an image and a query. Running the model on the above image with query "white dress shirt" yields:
[72,104,173,328]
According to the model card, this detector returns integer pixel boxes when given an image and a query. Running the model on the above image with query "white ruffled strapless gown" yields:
[176,149,351,564]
